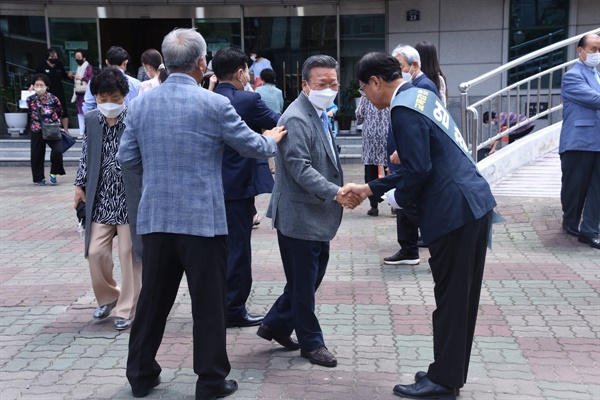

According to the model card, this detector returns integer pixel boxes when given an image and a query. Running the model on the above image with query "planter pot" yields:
[337,115,353,132]
[5,113,28,135]
[353,97,363,131]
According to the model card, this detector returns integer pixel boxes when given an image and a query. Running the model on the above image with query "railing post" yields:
[459,82,476,161]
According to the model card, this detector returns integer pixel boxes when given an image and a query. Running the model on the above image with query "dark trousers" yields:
[426,211,493,389]
[508,125,534,143]
[397,206,419,257]
[225,197,255,320]
[561,151,600,237]
[262,231,329,351]
[364,164,380,208]
[30,131,65,183]
[127,233,231,398]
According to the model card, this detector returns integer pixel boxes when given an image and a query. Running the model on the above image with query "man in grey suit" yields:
[117,28,287,399]
[256,55,360,368]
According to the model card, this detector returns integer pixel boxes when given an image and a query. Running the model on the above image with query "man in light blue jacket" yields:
[117,28,287,399]
[559,33,600,249]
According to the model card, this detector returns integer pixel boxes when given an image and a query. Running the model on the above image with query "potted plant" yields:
[1,83,29,135]
[336,81,361,133]
[336,108,353,133]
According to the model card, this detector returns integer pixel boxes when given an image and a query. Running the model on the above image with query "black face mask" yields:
[48,58,58,64]
[75,59,84,66]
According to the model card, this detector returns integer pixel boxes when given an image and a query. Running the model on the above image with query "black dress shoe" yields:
[367,207,379,216]
[393,375,456,399]
[383,250,420,265]
[562,221,579,237]
[131,376,161,398]
[414,371,459,396]
[93,299,118,319]
[226,313,264,328]
[578,234,600,249]
[300,346,337,367]
[256,323,300,350]
[196,379,238,400]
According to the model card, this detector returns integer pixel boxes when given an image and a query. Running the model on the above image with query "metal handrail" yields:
[468,59,577,150]
[459,27,600,161]
[509,29,564,52]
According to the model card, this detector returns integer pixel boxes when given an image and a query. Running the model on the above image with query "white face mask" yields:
[250,55,257,62]
[97,102,125,118]
[402,66,414,83]
[583,52,600,68]
[306,88,338,110]
[239,70,250,90]
[34,87,47,96]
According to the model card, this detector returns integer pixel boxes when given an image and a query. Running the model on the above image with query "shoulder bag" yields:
[36,103,62,141]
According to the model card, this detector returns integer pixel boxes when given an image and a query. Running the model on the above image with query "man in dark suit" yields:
[256,55,360,368]
[117,28,287,399]
[212,47,281,327]
[347,52,496,399]
[559,33,600,249]
[382,44,441,266]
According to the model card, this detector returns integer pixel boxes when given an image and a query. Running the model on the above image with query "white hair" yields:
[391,44,421,68]
[162,28,207,73]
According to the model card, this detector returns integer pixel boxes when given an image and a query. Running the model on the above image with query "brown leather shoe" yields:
[301,346,337,367]
[256,323,300,350]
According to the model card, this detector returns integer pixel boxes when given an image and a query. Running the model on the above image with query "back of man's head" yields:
[212,47,248,81]
[106,46,129,67]
[260,68,277,84]
[162,28,206,73]
[392,44,421,69]
[355,52,401,84]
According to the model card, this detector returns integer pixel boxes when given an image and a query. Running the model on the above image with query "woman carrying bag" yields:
[26,73,65,186]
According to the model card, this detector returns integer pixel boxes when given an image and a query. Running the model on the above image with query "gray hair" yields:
[301,55,339,81]
[162,28,207,73]
[391,44,421,68]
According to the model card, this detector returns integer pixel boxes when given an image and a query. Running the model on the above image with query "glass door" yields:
[244,15,337,104]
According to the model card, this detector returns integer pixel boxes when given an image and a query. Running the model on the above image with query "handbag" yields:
[61,131,76,153]
[36,103,62,141]
[41,122,62,141]
[74,79,88,94]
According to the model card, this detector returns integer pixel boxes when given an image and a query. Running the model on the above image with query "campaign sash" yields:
[391,87,504,247]
[391,87,476,167]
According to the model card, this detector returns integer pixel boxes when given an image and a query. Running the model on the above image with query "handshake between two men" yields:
[335,183,376,209]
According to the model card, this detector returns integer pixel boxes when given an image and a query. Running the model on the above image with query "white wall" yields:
[387,0,506,102]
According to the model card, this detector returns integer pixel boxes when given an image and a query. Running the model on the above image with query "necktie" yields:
[594,68,600,86]
[320,111,336,158]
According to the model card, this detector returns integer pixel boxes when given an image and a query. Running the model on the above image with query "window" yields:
[508,0,569,86]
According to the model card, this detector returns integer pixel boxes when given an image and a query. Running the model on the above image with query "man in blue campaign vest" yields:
[344,52,497,399]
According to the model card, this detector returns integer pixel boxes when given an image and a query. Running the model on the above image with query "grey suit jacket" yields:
[267,93,343,242]
[81,110,143,261]
[116,73,277,237]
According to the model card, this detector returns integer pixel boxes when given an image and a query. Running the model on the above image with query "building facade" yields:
[1,0,598,126]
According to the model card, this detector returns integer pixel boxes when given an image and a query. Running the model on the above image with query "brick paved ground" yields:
[1,165,598,400]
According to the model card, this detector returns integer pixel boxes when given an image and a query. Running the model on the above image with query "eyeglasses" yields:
[358,82,367,97]
[308,81,339,90]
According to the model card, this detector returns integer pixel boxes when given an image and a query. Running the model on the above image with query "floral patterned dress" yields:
[355,96,389,166]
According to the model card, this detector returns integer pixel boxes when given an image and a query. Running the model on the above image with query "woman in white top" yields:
[138,49,168,95]
[416,41,448,106]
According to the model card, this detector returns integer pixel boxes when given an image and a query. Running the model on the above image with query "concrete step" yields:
[0,132,365,165]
